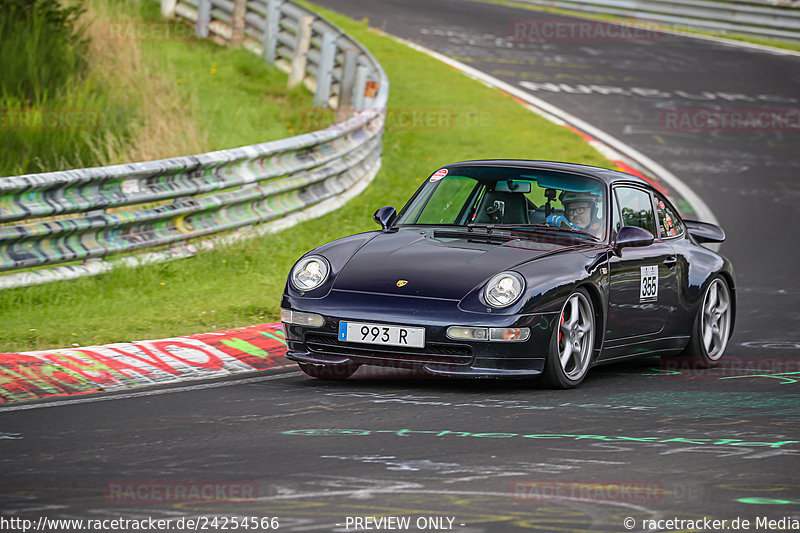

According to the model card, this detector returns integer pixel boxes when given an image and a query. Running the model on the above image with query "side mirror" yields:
[684,220,725,243]
[616,226,654,252]
[373,206,397,231]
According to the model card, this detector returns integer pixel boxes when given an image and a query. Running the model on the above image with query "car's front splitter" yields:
[285,348,546,378]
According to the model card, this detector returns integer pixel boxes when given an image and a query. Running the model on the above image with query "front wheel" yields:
[680,276,733,367]
[298,362,358,380]
[540,288,595,389]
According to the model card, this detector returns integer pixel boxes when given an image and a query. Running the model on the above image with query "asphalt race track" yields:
[2,1,800,531]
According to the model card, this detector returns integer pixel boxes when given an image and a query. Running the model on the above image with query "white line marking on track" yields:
[0,371,301,413]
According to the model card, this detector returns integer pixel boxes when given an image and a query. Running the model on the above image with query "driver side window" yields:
[615,187,656,235]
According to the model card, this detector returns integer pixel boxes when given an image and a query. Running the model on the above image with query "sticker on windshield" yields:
[640,266,658,302]
[430,168,448,182]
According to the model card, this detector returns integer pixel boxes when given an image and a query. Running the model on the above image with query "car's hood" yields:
[332,228,583,300]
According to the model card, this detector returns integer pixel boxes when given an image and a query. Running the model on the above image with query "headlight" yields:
[291,255,330,291]
[484,271,525,308]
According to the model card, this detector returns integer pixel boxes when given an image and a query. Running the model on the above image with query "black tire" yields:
[540,287,595,389]
[298,362,358,380]
[679,275,733,368]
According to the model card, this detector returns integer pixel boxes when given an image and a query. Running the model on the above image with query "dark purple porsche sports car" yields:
[281,160,735,388]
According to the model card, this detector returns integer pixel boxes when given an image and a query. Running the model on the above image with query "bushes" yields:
[0,0,308,177]
[0,0,88,100]
[0,0,101,175]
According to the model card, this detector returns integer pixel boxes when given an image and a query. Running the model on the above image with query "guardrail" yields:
[516,0,800,42]
[0,0,388,289]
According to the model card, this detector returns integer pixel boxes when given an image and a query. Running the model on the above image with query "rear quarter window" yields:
[655,194,685,238]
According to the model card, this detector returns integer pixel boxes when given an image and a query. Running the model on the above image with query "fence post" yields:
[352,65,368,110]
[314,32,336,108]
[262,0,281,63]
[196,0,210,38]
[288,15,313,88]
[161,0,177,18]
[231,0,247,46]
[337,49,359,112]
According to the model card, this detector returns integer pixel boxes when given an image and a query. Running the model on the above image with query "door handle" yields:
[663,255,678,268]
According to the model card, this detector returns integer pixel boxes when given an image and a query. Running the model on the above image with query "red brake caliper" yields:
[559,313,564,343]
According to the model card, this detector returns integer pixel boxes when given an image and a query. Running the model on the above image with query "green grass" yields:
[0,0,118,176]
[130,1,314,151]
[0,0,88,100]
[0,81,136,176]
[0,2,611,353]
[0,0,314,176]
[477,0,800,53]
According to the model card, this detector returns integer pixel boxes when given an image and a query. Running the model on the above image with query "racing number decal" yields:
[640,266,658,302]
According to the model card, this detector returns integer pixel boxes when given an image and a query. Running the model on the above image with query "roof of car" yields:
[442,159,650,187]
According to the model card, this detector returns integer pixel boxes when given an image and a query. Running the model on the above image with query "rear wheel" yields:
[298,362,358,380]
[541,288,595,389]
[681,276,732,367]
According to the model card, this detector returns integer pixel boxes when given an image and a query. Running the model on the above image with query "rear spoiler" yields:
[684,220,725,244]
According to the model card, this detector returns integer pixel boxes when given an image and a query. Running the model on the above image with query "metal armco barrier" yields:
[0,0,389,289]
[515,0,800,42]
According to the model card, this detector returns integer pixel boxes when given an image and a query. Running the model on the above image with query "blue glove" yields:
[546,214,581,230]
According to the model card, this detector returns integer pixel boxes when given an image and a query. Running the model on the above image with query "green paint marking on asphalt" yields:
[260,330,287,345]
[737,497,800,505]
[222,338,274,358]
[721,372,800,384]
[281,429,800,448]
[616,367,682,376]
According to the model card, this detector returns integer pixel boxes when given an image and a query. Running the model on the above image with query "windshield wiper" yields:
[509,225,600,240]
[433,224,600,243]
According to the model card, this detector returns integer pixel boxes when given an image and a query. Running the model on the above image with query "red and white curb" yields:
[0,323,291,404]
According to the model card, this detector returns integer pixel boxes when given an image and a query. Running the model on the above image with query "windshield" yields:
[396,166,607,240]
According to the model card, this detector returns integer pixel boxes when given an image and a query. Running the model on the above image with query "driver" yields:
[547,191,603,236]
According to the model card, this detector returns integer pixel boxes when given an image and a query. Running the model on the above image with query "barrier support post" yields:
[262,0,281,62]
[288,15,314,88]
[231,0,247,46]
[161,0,177,18]
[352,65,368,110]
[314,32,337,108]
[196,0,210,38]
[337,49,359,113]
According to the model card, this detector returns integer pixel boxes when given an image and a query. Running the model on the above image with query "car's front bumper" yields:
[281,290,557,378]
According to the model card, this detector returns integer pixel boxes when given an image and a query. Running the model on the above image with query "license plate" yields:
[338,321,425,348]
